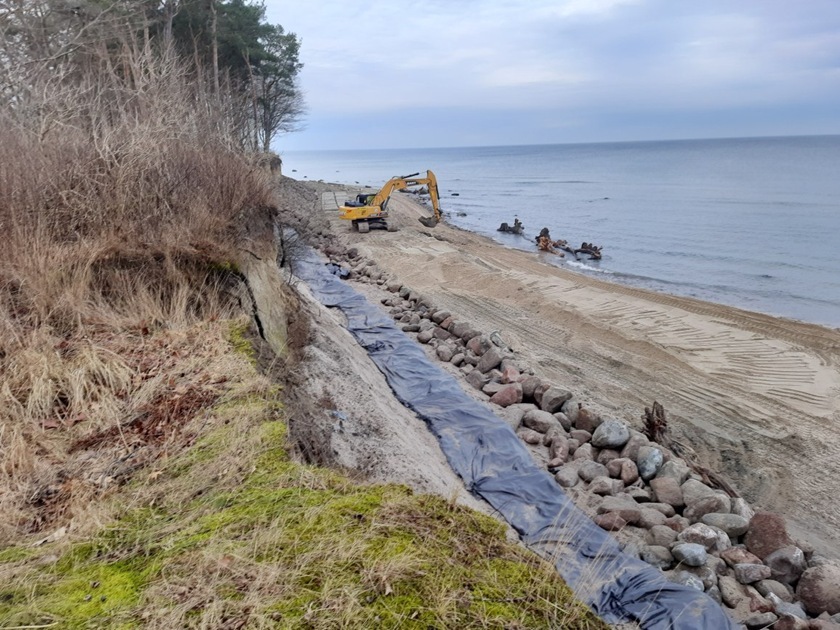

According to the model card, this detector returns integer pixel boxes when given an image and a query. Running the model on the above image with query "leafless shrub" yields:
[0,28,280,543]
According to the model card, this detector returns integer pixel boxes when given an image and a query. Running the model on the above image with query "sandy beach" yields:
[315,186,840,557]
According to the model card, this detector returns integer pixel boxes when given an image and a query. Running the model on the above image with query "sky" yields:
[264,0,840,151]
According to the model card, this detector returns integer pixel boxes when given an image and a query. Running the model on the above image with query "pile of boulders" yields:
[320,246,840,630]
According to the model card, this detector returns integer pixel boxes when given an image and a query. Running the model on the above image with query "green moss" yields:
[0,385,606,630]
[0,546,35,564]
[227,319,255,363]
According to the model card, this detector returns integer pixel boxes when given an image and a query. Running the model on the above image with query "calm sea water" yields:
[283,136,840,328]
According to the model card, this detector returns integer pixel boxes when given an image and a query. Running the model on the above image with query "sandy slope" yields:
[321,188,840,557]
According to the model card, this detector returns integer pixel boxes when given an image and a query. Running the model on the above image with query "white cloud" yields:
[265,0,840,148]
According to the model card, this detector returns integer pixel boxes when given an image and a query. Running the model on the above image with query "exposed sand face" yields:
[323,189,840,557]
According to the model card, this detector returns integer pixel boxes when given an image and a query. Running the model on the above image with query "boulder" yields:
[625,486,653,503]
[574,406,603,433]
[591,420,631,449]
[431,309,450,324]
[663,515,689,533]
[680,479,719,507]
[477,347,503,373]
[682,564,719,590]
[755,579,794,603]
[619,459,640,486]
[573,443,594,461]
[684,495,732,523]
[650,476,685,508]
[522,409,564,434]
[656,460,692,485]
[640,545,674,570]
[638,507,668,529]
[578,460,609,482]
[731,497,756,522]
[500,365,520,384]
[735,563,773,584]
[743,612,778,629]
[745,512,795,560]
[701,513,750,538]
[619,432,650,460]
[561,400,579,425]
[554,466,580,488]
[647,525,678,548]
[569,429,592,444]
[763,546,807,585]
[594,513,626,531]
[465,369,490,391]
[548,434,570,463]
[636,445,664,480]
[449,321,472,339]
[540,386,573,413]
[772,616,810,630]
[719,575,748,608]
[489,383,523,407]
[721,547,764,568]
[516,428,543,445]
[436,344,455,362]
[590,476,622,496]
[678,523,731,552]
[450,353,465,366]
[597,497,642,525]
[645,503,676,517]
[596,448,622,465]
[466,334,491,355]
[552,412,572,432]
[672,542,708,567]
[766,594,807,620]
[797,564,840,615]
[417,329,434,344]
[519,375,542,400]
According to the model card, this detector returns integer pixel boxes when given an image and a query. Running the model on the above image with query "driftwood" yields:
[498,220,524,235]
[643,401,740,498]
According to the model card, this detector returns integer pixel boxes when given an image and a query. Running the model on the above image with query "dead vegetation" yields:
[0,37,277,546]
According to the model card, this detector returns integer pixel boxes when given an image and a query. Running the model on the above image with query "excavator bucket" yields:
[418,216,439,228]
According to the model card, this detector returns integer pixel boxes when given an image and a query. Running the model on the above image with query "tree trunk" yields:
[210,0,219,95]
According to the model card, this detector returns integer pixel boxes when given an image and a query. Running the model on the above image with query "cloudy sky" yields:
[264,0,840,151]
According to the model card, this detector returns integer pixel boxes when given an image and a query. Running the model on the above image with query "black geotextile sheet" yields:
[296,254,735,629]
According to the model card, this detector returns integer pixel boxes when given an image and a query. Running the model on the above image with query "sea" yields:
[282,136,840,329]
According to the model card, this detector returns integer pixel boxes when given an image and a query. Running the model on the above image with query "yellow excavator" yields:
[339,170,442,232]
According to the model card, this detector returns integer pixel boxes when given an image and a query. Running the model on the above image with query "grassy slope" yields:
[0,316,607,629]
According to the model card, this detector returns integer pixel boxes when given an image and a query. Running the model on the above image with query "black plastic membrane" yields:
[295,254,734,629]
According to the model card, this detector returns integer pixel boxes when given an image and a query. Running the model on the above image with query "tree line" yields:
[0,0,304,153]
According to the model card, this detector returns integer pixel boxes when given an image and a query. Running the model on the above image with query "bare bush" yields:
[0,31,280,543]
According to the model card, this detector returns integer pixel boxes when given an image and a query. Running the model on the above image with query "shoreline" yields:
[306,179,840,557]
[313,178,839,332]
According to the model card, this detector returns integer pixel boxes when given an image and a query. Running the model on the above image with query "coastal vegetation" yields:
[0,1,607,627]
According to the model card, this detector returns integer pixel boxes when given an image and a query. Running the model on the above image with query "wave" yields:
[565,260,613,274]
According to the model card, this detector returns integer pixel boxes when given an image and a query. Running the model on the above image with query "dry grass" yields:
[0,40,278,547]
